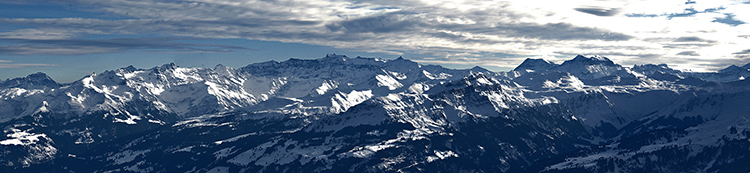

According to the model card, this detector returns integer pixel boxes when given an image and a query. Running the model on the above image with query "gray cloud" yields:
[734,49,750,55]
[469,22,633,41]
[677,51,700,56]
[325,11,421,33]
[552,51,661,59]
[0,0,634,58]
[1,0,746,72]
[0,37,253,55]
[324,4,634,42]
[660,36,718,49]
[0,60,59,68]
[674,36,717,43]
[574,7,621,17]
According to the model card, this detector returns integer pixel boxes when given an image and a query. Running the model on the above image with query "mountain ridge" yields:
[2,54,750,172]
[6,54,750,86]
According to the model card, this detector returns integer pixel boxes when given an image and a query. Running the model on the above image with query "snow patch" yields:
[107,150,151,165]
[423,70,451,80]
[376,75,403,90]
[206,166,230,173]
[215,132,258,145]
[227,139,280,166]
[427,150,459,162]
[0,128,49,146]
[330,90,373,113]
[389,71,407,80]
[316,80,338,95]
[342,144,396,158]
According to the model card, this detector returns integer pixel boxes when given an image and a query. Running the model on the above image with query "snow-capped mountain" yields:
[631,62,750,82]
[1,54,749,172]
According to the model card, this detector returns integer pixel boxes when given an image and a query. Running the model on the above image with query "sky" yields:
[1,0,749,83]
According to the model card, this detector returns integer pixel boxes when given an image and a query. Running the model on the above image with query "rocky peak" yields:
[718,65,749,74]
[561,54,616,66]
[0,72,59,89]
[514,58,557,71]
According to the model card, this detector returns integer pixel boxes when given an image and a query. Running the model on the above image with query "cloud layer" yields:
[1,0,750,71]
[0,60,58,69]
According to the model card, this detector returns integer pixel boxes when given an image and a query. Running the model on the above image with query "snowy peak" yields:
[0,72,59,89]
[462,73,498,86]
[511,54,631,80]
[120,65,140,72]
[561,54,617,67]
[320,53,349,63]
[469,66,491,73]
[6,54,750,172]
[157,62,178,72]
[631,63,679,75]
[718,64,749,74]
[513,58,556,71]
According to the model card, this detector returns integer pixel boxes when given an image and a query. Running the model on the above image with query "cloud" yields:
[1,0,750,72]
[574,7,621,17]
[673,36,717,43]
[1,0,634,63]
[0,28,79,39]
[666,7,725,19]
[325,11,420,33]
[0,37,253,55]
[485,23,633,41]
[0,60,59,68]
[660,36,719,49]
[325,11,633,41]
[734,49,750,54]
[625,7,727,19]
[677,51,700,56]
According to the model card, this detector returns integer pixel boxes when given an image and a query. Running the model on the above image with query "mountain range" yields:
[2,54,750,172]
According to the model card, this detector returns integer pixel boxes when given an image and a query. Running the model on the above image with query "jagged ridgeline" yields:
[2,54,750,172]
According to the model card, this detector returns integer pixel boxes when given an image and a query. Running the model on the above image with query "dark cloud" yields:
[324,10,634,42]
[734,49,750,55]
[673,36,717,43]
[0,37,253,55]
[0,18,322,42]
[0,60,59,68]
[662,36,718,49]
[552,51,661,59]
[325,12,420,33]
[677,51,700,56]
[661,44,713,49]
[574,7,621,17]
[424,31,544,45]
[483,22,633,41]
[575,44,655,51]
[0,63,59,68]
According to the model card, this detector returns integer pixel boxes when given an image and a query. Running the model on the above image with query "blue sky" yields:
[1,0,749,83]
